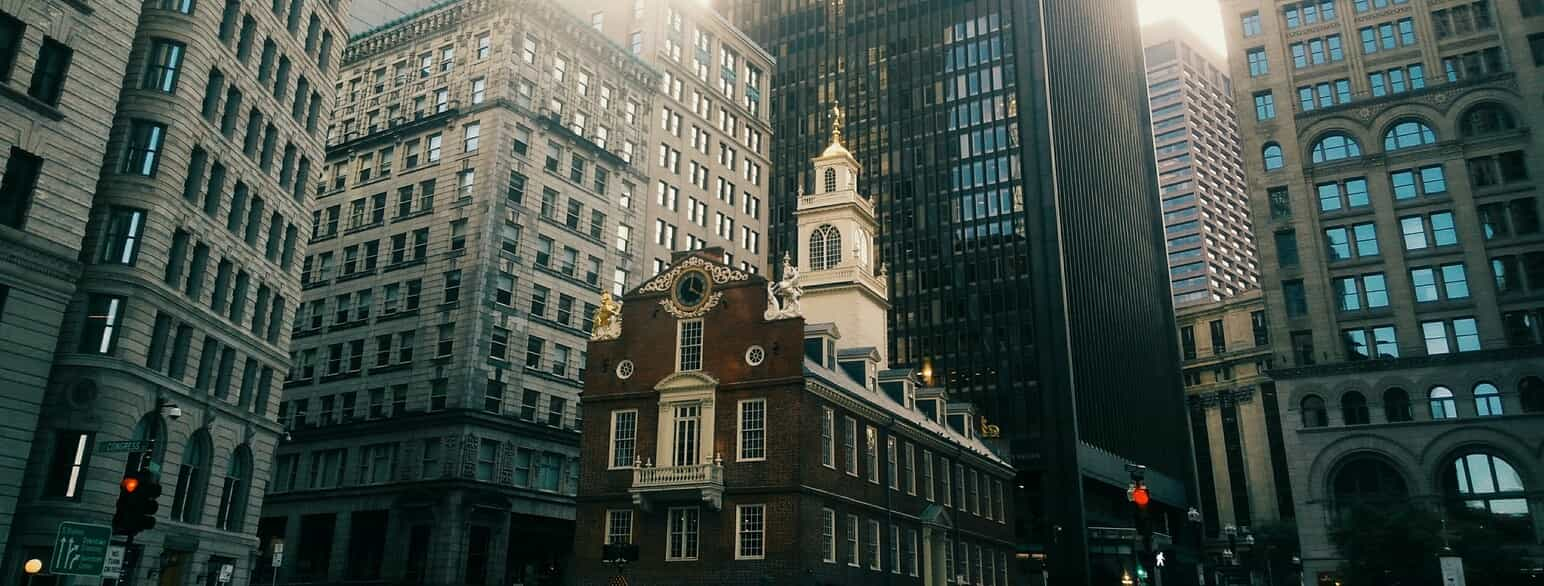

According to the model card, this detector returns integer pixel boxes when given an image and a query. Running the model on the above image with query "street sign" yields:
[101,545,126,579]
[1440,554,1467,586]
[218,563,234,583]
[271,540,284,567]
[98,440,153,453]
[51,522,111,577]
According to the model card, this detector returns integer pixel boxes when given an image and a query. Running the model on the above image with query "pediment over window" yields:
[920,504,954,529]
[655,371,719,393]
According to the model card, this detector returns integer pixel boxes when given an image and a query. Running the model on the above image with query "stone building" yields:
[565,0,773,277]
[1175,291,1295,557]
[1220,0,1544,580]
[2,0,348,582]
[0,0,142,562]
[1143,22,1262,308]
[574,129,1015,586]
[257,1,657,584]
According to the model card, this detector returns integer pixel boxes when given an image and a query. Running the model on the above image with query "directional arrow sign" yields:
[52,522,111,577]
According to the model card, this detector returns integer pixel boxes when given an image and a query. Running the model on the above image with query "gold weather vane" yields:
[831,101,844,146]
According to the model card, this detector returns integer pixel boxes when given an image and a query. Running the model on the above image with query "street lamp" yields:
[23,559,43,586]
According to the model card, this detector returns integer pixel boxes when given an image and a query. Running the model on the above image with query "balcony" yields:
[629,459,724,511]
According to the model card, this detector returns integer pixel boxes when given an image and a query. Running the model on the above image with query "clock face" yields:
[674,270,710,309]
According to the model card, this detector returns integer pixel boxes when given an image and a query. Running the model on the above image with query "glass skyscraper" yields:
[719,0,1197,583]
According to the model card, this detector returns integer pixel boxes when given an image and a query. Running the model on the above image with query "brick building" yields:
[574,132,1015,586]
[257,0,658,585]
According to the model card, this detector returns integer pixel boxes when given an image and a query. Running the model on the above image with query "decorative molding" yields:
[637,256,751,294]
[659,291,723,319]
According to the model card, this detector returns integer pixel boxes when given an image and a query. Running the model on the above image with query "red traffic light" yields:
[121,477,140,493]
[1131,485,1150,507]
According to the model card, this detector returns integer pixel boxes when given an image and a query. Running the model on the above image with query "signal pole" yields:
[1126,464,1152,585]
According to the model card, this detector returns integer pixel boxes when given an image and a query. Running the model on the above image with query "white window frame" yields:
[822,508,837,563]
[605,509,633,544]
[737,398,766,461]
[608,409,638,469]
[866,425,880,484]
[735,503,766,560]
[846,513,860,566]
[890,524,902,574]
[923,450,935,501]
[905,442,916,495]
[844,416,858,476]
[820,407,835,468]
[676,318,703,371]
[666,506,700,561]
[867,519,882,570]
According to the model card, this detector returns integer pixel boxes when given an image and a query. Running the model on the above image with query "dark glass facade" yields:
[719,0,1194,582]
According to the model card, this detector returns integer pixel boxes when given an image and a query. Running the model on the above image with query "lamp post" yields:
[23,559,42,586]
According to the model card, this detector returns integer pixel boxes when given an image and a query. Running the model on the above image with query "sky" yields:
[1139,0,1229,54]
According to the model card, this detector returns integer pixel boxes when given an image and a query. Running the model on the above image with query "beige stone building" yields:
[257,1,658,584]
[1176,291,1295,554]
[1221,0,1544,581]
[569,0,772,277]
[3,0,348,583]
[0,0,142,563]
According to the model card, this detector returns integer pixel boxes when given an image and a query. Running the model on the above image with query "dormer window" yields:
[678,319,703,371]
[824,168,837,192]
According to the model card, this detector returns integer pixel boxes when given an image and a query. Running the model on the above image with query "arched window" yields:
[1443,452,1533,541]
[128,412,166,475]
[1263,142,1285,170]
[1331,455,1408,516]
[1383,120,1437,151]
[1460,103,1517,137]
[1341,391,1369,425]
[1473,382,1503,416]
[1301,395,1328,427]
[823,168,837,193]
[808,225,842,270]
[1311,133,1362,163]
[171,430,212,524]
[215,445,252,532]
[1383,388,1412,422]
[1520,376,1544,413]
[1428,386,1458,419]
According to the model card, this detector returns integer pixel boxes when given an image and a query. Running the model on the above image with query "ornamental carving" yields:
[637,256,751,293]
[659,292,724,319]
[764,252,803,320]
[590,291,622,341]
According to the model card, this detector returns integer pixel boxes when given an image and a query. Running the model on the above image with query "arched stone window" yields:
[1301,395,1328,427]
[1473,382,1503,416]
[128,412,166,474]
[1382,387,1411,422]
[809,225,842,270]
[1383,120,1437,151]
[1331,455,1408,517]
[215,445,252,532]
[823,168,837,193]
[1428,386,1458,419]
[1459,103,1517,137]
[171,430,213,524]
[1520,376,1544,413]
[1310,133,1362,163]
[1263,142,1285,171]
[1341,391,1369,425]
[1443,452,1534,541]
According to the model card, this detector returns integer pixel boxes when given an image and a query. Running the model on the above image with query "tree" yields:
[1328,504,1443,586]
[1249,521,1301,586]
[1330,503,1536,586]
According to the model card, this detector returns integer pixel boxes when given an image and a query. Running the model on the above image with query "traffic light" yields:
[112,469,161,537]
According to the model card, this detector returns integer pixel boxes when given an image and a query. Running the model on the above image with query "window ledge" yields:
[0,85,64,121]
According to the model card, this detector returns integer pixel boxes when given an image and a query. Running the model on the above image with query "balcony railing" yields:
[629,459,724,511]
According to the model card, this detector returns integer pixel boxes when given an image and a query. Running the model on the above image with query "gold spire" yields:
[821,100,852,159]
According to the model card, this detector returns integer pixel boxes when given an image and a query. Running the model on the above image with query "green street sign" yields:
[98,440,153,453]
[52,522,111,577]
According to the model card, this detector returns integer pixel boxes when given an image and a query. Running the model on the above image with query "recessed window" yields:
[142,39,186,93]
[80,295,126,354]
[677,319,703,371]
[666,507,700,561]
[1429,386,1459,418]
[1474,383,1503,416]
[122,120,168,176]
[28,38,73,106]
[1311,133,1362,163]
